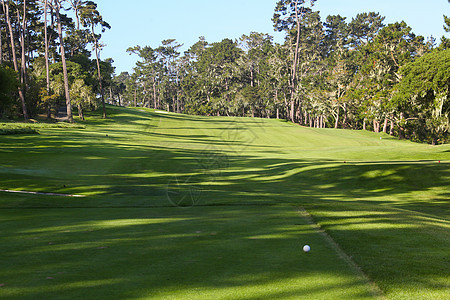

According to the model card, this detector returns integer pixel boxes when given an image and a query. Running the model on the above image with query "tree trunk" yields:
[77,103,84,121]
[363,118,367,130]
[373,120,380,133]
[4,1,28,120]
[398,112,405,139]
[153,78,157,109]
[334,106,339,128]
[0,10,3,65]
[290,100,295,122]
[109,87,113,104]
[291,0,301,90]
[172,95,176,113]
[2,0,12,62]
[343,103,348,129]
[20,0,27,92]
[92,26,106,118]
[44,0,51,118]
[390,119,394,136]
[55,0,72,122]
[283,95,289,121]
[73,3,80,30]
[276,107,279,119]
[296,104,302,124]
[382,117,388,133]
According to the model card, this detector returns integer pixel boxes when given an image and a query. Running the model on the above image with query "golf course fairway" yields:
[0,106,449,299]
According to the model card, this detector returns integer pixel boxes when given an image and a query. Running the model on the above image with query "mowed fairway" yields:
[0,106,449,299]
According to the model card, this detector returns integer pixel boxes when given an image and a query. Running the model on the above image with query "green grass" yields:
[0,122,85,135]
[0,207,376,299]
[0,105,449,299]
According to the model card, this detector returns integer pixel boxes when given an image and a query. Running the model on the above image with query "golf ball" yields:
[303,245,311,252]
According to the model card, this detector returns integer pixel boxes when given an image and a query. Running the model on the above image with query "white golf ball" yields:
[303,245,311,252]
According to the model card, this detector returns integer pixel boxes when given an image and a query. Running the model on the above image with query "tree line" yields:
[116,0,449,144]
[0,0,115,122]
[1,0,448,144]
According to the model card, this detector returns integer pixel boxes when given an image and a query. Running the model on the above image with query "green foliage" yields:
[348,12,385,46]
[394,49,450,143]
[0,121,85,135]
[0,66,19,118]
[272,0,318,32]
[48,60,98,109]
[0,0,113,120]
[0,126,38,135]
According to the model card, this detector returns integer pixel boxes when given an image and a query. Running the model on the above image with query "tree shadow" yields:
[0,105,449,298]
[0,206,378,299]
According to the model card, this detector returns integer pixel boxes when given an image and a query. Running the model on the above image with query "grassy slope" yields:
[0,106,449,299]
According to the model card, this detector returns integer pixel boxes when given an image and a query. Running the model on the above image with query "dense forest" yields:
[0,0,449,144]
[0,0,113,122]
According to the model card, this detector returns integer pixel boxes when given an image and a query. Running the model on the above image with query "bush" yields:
[0,65,19,118]
[0,127,39,135]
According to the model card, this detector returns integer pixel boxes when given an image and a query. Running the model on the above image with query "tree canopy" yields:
[0,0,114,121]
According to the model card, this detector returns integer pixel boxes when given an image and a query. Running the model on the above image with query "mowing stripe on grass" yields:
[0,189,85,197]
[298,206,386,300]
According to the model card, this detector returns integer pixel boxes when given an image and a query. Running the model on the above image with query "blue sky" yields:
[93,0,450,74]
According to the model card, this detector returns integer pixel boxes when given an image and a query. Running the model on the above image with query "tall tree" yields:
[323,15,352,128]
[3,0,28,119]
[53,0,73,122]
[349,12,385,48]
[273,0,317,122]
[79,0,110,118]
[19,0,27,92]
[393,49,450,144]
[0,3,3,64]
[42,0,51,117]
[239,32,273,88]
[68,0,82,29]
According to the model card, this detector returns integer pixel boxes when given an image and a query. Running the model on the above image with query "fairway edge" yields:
[298,207,386,299]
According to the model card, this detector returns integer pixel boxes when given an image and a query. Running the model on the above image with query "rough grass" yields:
[0,127,39,135]
[0,106,448,299]
[0,121,85,135]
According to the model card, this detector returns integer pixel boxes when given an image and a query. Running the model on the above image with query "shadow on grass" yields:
[0,142,448,298]
[0,105,448,298]
[0,206,378,299]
